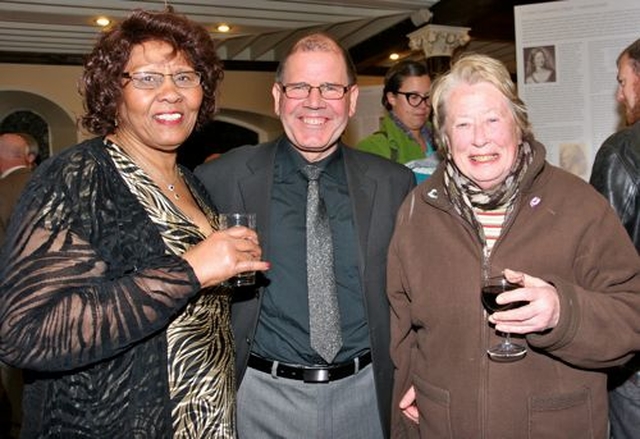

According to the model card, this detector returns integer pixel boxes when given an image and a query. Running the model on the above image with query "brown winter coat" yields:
[388,141,640,438]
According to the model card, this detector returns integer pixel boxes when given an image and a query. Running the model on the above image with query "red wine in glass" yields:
[481,283,527,314]
[481,275,527,362]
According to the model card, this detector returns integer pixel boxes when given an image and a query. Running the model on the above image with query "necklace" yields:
[153,170,182,200]
[112,135,182,200]
[143,163,181,200]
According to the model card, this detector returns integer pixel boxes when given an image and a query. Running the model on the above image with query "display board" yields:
[515,0,640,180]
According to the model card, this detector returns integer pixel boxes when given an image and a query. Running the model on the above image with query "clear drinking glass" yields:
[218,212,257,287]
[481,273,527,362]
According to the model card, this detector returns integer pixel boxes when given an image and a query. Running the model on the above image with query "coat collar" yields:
[418,139,548,211]
[1,165,29,179]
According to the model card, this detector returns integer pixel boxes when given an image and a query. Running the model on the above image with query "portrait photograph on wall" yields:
[524,45,557,84]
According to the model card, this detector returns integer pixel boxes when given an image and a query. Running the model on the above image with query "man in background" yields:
[0,131,39,438]
[195,33,415,438]
[0,132,39,241]
[590,38,640,439]
[0,132,38,175]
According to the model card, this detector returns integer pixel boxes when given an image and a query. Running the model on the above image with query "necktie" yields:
[301,164,342,363]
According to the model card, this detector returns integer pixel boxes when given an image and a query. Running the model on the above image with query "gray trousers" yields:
[237,363,384,439]
[609,373,640,439]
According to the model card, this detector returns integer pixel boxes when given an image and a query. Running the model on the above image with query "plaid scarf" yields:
[443,141,534,258]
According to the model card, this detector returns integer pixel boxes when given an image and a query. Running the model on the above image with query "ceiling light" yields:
[95,17,111,27]
[389,53,400,61]
[217,24,231,33]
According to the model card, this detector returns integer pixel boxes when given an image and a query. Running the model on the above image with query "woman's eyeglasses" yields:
[395,91,430,107]
[122,71,202,89]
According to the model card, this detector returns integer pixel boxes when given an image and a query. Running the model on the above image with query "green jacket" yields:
[357,114,432,164]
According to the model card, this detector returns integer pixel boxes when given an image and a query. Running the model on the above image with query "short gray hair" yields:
[275,33,357,85]
[430,53,533,152]
[16,132,39,158]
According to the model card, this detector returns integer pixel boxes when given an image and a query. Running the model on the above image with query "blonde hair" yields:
[430,53,533,152]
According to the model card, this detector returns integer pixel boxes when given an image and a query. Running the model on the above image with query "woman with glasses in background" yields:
[0,7,268,438]
[357,60,439,182]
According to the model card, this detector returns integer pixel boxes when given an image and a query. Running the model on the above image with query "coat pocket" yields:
[412,374,453,439]
[528,386,595,439]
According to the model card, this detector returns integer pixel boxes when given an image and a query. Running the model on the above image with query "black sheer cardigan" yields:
[0,137,207,438]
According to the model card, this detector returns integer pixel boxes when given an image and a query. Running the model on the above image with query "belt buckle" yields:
[303,368,330,383]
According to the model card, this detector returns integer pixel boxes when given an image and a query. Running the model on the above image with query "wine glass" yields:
[481,273,527,362]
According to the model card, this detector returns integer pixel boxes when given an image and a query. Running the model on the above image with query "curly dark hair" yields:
[79,7,223,136]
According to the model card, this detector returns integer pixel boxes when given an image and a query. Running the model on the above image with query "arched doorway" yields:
[0,90,77,157]
[178,108,282,170]
[1,110,50,165]
[178,120,259,170]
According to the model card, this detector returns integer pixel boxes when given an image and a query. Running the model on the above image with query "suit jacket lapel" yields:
[237,139,282,254]
[238,140,376,275]
[343,145,375,277]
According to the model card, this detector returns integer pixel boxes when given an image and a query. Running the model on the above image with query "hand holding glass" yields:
[218,213,257,287]
[481,274,528,362]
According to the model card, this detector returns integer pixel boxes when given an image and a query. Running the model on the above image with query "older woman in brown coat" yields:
[388,54,640,438]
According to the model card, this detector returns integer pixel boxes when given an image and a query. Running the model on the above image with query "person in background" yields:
[0,132,39,242]
[0,8,268,438]
[590,37,640,439]
[0,132,38,176]
[0,132,38,439]
[387,53,640,438]
[357,60,439,183]
[195,33,415,438]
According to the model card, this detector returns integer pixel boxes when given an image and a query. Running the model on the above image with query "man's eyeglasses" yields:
[279,82,353,100]
[395,91,430,107]
[122,71,202,89]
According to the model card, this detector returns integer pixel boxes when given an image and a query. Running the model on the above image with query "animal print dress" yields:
[107,140,235,438]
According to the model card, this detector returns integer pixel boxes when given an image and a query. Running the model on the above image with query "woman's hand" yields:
[400,385,419,424]
[488,268,560,334]
[182,226,269,288]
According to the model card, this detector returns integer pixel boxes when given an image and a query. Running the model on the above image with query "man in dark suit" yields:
[195,33,415,438]
[0,131,38,438]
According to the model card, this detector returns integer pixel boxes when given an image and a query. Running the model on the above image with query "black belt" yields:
[248,351,372,383]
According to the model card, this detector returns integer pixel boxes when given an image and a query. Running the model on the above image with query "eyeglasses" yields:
[279,82,352,100]
[122,71,202,89]
[395,91,430,107]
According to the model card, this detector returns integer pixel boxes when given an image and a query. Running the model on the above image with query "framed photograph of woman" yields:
[524,45,557,84]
